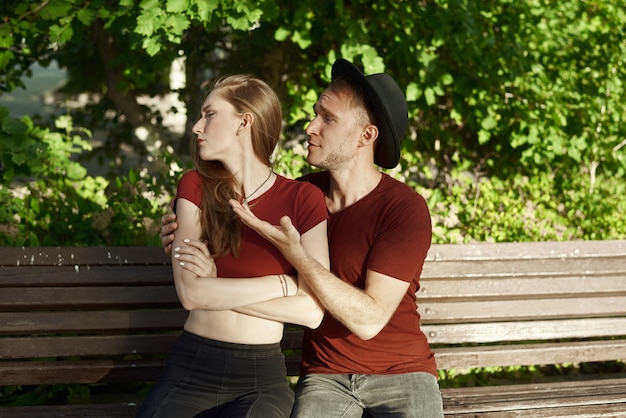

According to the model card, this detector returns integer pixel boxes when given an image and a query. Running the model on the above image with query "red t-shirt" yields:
[299,172,437,377]
[175,170,328,278]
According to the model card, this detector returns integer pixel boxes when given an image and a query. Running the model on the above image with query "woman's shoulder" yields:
[176,170,202,207]
[274,174,324,197]
[179,169,201,184]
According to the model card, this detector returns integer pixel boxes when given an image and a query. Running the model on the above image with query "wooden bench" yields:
[1,241,626,417]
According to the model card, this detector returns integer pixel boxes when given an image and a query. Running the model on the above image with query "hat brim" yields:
[331,59,406,169]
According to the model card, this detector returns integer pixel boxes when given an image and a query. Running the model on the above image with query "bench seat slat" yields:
[0,334,180,359]
[0,309,186,334]
[0,403,140,418]
[444,403,626,417]
[422,317,626,343]
[441,377,626,415]
[418,296,626,323]
[433,339,626,370]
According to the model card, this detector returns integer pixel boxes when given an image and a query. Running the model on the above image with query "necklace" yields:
[242,167,272,205]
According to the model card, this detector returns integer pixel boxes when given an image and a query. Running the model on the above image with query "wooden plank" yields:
[418,274,626,299]
[427,240,626,261]
[422,257,626,280]
[0,360,166,386]
[0,265,172,286]
[422,317,626,344]
[444,404,626,417]
[0,333,180,359]
[0,247,170,267]
[433,340,626,370]
[0,403,139,418]
[0,286,181,310]
[441,377,626,415]
[418,296,626,323]
[0,309,187,334]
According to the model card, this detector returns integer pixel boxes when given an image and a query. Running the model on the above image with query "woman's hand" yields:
[174,239,217,278]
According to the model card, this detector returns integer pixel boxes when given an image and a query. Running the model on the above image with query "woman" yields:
[137,75,329,418]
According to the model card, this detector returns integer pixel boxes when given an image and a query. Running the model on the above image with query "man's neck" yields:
[325,167,383,213]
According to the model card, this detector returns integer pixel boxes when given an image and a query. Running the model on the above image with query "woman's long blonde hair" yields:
[191,74,282,257]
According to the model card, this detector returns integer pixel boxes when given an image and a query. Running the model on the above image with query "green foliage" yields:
[438,361,626,389]
[0,384,90,406]
[0,106,181,246]
[394,157,626,244]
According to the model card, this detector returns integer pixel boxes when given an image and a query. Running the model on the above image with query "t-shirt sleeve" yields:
[368,192,432,283]
[293,181,329,235]
[174,170,202,210]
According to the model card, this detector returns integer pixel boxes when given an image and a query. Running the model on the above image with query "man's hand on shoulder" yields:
[160,213,178,256]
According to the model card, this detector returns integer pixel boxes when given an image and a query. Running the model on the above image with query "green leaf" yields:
[275,27,290,42]
[424,88,436,106]
[165,14,190,38]
[2,118,28,136]
[406,82,423,101]
[76,8,97,25]
[142,37,162,56]
[292,30,311,49]
[197,0,219,21]
[440,73,454,85]
[166,0,190,13]
[481,115,497,131]
[67,163,87,180]
[49,24,74,44]
[478,129,491,144]
[40,0,74,20]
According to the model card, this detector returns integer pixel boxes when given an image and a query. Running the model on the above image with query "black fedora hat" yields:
[331,58,408,169]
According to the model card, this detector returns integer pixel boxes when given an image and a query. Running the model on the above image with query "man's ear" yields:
[359,124,379,146]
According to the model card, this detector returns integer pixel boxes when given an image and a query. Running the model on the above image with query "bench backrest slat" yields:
[0,286,180,310]
[423,317,626,344]
[419,296,626,324]
[0,310,186,334]
[419,274,626,298]
[0,265,173,286]
[2,247,171,266]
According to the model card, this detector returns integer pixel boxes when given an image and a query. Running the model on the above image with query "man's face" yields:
[305,90,366,171]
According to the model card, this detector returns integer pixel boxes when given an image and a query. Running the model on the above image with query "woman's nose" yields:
[192,118,204,134]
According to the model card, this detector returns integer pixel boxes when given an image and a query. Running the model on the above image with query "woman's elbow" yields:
[305,308,325,329]
[175,281,216,311]
[177,288,199,311]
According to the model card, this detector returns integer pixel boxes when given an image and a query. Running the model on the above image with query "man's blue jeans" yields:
[291,372,444,417]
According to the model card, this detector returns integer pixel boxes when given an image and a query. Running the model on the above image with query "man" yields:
[162,59,444,417]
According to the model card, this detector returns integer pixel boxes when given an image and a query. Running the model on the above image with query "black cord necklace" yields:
[243,168,272,205]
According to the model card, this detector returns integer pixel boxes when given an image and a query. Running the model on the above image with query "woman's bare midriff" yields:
[183,309,284,344]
